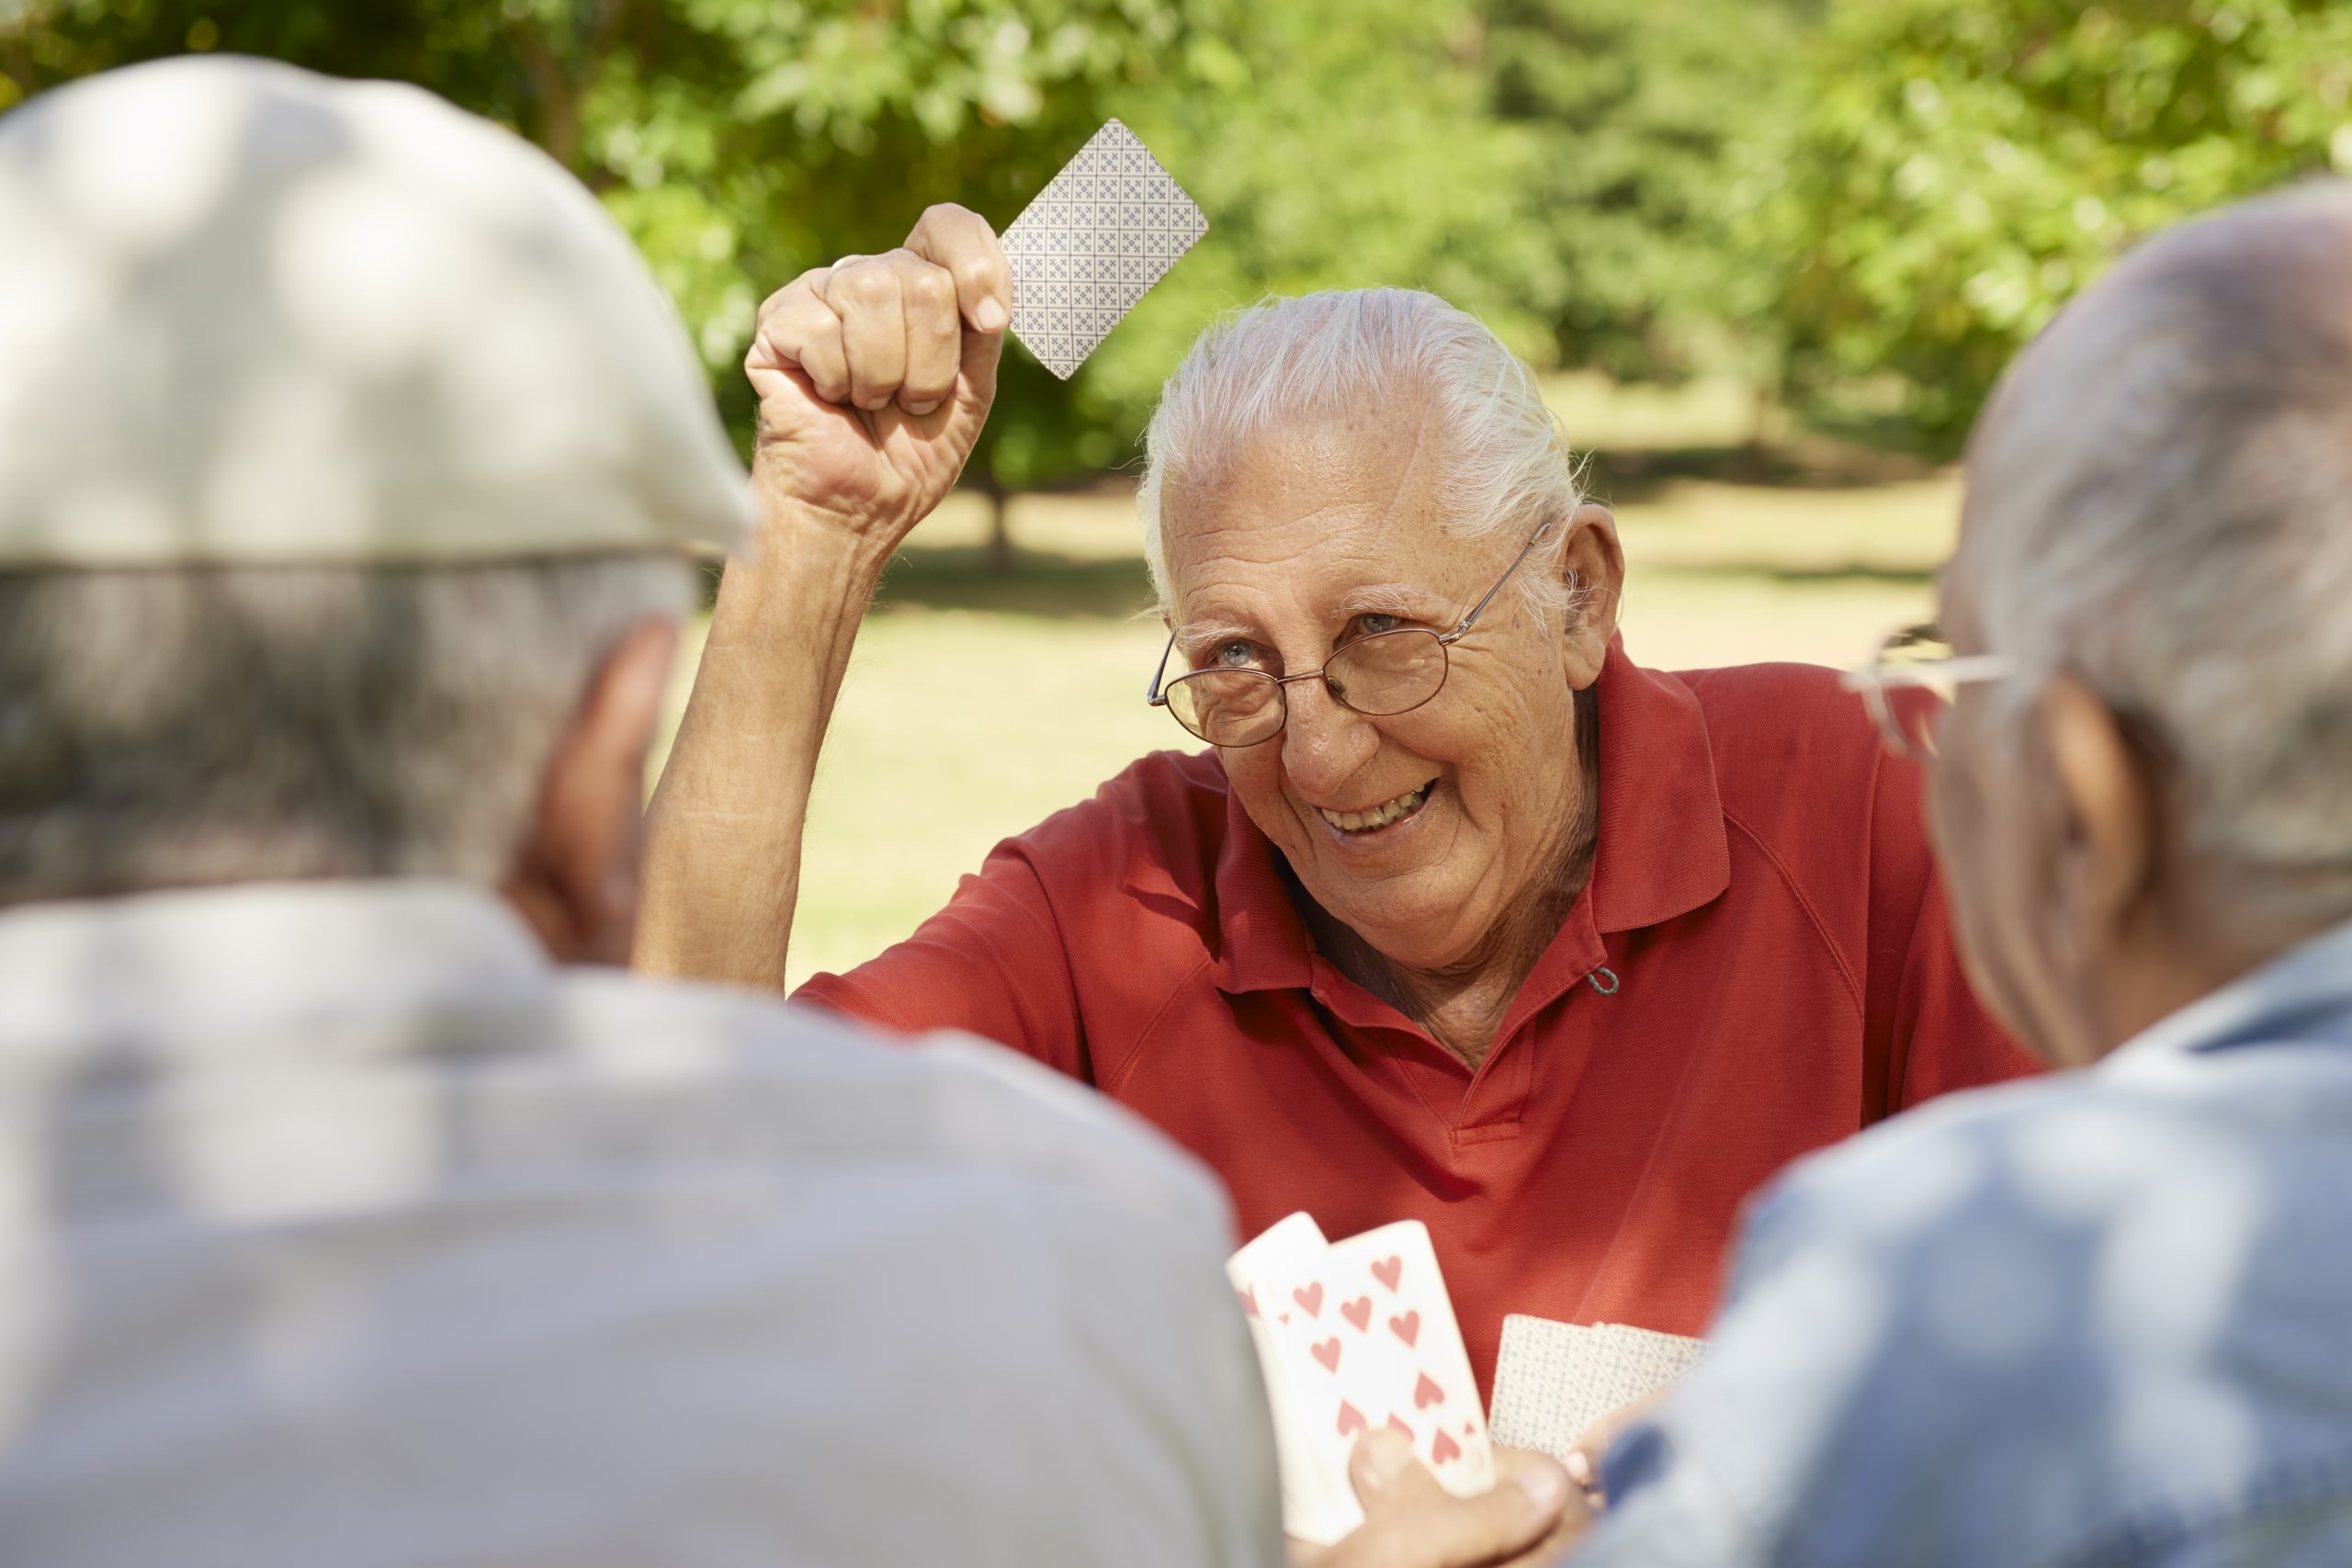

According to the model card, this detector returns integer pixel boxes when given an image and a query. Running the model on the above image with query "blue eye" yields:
[1215,640,1260,669]
[1355,613,1401,637]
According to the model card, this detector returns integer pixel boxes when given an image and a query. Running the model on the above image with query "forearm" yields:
[636,483,891,990]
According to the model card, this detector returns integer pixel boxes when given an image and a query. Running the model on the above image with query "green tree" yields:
[1480,0,1815,388]
[0,0,1245,567]
[1774,0,2352,450]
[607,0,1250,567]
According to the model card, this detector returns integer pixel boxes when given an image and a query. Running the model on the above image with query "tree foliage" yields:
[1773,0,2352,449]
[1483,0,1812,384]
[10,0,2352,468]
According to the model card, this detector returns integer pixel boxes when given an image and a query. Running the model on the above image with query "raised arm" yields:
[636,205,1012,989]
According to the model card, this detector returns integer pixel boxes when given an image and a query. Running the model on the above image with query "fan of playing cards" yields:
[1227,1213,1495,1545]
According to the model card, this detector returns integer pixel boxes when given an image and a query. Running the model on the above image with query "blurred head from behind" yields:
[0,58,749,961]
[1934,182,2352,1067]
[1138,290,1623,971]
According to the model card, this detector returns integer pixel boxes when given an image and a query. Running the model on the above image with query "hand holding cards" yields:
[1227,1213,1496,1545]
[741,120,1200,556]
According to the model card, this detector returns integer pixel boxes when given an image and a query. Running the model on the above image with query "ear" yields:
[1557,501,1623,689]
[2035,671,2163,1018]
[502,617,682,965]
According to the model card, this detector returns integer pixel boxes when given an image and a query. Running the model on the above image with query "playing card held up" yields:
[999,118,1208,380]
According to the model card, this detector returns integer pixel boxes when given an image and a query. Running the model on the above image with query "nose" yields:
[1280,676,1379,799]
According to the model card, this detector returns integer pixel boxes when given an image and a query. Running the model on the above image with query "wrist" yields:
[738,473,899,592]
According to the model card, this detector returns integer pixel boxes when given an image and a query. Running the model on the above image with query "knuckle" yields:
[836,263,899,308]
[903,267,956,310]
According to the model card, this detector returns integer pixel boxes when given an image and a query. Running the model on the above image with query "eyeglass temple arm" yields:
[1445,519,1561,641]
[1146,628,1177,705]
[1836,655,2016,693]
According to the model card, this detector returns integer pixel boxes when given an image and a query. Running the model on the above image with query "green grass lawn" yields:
[657,380,1962,987]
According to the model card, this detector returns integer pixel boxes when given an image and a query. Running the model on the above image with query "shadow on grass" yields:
[1645,560,1939,587]
[867,438,1946,621]
[1581,442,1945,503]
[874,545,1159,621]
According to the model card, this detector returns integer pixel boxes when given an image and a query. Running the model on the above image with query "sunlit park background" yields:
[9,0,2351,982]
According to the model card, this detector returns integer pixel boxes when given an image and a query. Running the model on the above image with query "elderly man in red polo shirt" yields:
[641,208,2037,1420]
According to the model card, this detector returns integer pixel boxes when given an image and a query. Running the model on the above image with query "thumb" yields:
[1335,1431,1570,1568]
[956,316,1005,410]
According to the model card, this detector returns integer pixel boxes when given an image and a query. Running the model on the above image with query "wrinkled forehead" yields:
[1157,400,1472,612]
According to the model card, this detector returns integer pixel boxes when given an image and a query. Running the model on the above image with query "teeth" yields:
[1319,783,1432,833]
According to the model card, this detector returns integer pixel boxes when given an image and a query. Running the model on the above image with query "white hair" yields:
[0,557,693,904]
[1966,181,2352,925]
[1138,289,1585,617]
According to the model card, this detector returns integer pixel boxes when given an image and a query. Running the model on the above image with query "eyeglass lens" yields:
[1165,628,1451,747]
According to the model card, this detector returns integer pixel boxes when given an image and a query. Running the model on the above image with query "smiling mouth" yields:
[1317,780,1438,835]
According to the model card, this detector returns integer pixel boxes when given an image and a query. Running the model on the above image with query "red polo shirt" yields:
[798,642,2038,1396]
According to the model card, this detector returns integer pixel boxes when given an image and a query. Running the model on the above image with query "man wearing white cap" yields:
[0,57,1283,1566]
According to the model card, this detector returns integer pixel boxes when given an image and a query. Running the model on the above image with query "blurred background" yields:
[6,0,2348,981]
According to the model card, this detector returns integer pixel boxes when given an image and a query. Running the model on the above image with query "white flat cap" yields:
[0,56,751,566]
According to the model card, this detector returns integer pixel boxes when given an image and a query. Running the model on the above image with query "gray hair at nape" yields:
[0,556,694,905]
[1137,288,1586,618]
[1964,179,2352,931]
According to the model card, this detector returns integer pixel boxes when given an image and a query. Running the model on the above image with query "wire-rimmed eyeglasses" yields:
[1840,622,2015,762]
[1147,521,1559,749]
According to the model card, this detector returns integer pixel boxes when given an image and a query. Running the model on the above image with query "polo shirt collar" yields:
[2108,913,2352,1068]
[1584,637,1731,933]
[1209,637,1730,996]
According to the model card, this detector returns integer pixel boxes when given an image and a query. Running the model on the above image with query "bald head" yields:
[1951,180,2352,927]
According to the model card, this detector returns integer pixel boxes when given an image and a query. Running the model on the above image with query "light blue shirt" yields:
[0,882,1283,1568]
[1579,918,2352,1566]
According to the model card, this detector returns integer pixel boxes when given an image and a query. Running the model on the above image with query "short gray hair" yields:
[1966,181,2352,925]
[0,557,692,904]
[1138,289,1584,615]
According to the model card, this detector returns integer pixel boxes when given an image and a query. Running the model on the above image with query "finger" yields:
[1333,1435,1569,1568]
[1565,1385,1672,1506]
[880,247,960,417]
[906,201,1012,335]
[746,270,849,405]
[1347,1427,1420,1506]
[1488,1450,1598,1566]
[821,256,908,412]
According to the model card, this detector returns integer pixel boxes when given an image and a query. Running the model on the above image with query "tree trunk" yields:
[983,479,1014,574]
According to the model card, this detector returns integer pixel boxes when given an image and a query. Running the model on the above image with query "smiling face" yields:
[1159,401,1619,970]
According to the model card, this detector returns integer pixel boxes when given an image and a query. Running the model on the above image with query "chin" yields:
[1323,893,1487,969]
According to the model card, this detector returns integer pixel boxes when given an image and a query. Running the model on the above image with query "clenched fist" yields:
[745,202,1012,554]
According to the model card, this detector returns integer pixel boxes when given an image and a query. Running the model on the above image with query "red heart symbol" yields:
[1414,1372,1444,1409]
[1431,1429,1462,1465]
[1312,1337,1342,1373]
[1340,1295,1372,1333]
[1385,1414,1413,1439]
[1278,1314,1290,1325]
[1336,1401,1366,1438]
[1371,1256,1404,1292]
[1388,1311,1420,1347]
[1237,1287,1259,1318]
[1293,1283,1324,1318]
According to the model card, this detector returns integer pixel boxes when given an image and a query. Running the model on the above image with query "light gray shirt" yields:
[1578,917,2352,1566]
[0,881,1283,1567]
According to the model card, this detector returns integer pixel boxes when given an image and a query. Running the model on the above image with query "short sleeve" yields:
[1861,720,2041,1114]
[796,840,1091,1082]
